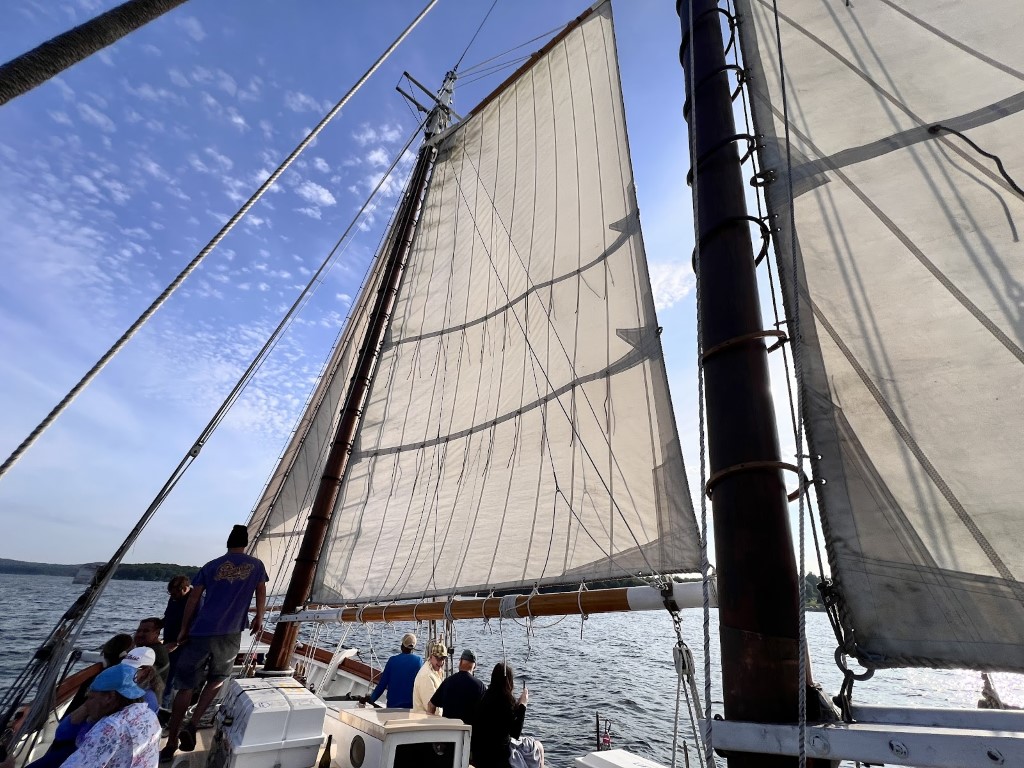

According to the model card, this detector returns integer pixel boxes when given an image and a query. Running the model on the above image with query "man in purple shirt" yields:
[160,525,267,762]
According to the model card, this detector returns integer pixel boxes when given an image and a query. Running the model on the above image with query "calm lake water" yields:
[1,573,1021,766]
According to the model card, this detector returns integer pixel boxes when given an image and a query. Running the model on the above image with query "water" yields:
[2,574,1021,766]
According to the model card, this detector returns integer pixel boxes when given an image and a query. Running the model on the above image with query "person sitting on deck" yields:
[360,632,422,709]
[122,646,164,714]
[160,524,267,763]
[428,648,485,724]
[61,664,161,768]
[133,617,170,687]
[412,639,448,714]
[471,663,545,768]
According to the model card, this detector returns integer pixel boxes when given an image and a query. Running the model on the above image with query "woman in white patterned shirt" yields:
[62,664,160,768]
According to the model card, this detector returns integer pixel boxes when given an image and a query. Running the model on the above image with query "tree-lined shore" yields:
[0,558,198,582]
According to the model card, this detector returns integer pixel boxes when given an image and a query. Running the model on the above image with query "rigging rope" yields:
[0,0,438,483]
[458,23,563,75]
[682,0,715,763]
[454,0,501,71]
[764,0,813,762]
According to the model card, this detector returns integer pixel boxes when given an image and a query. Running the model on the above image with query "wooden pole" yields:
[279,581,712,624]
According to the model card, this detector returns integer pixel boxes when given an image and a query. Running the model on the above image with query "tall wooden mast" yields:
[264,73,456,672]
[677,1,820,765]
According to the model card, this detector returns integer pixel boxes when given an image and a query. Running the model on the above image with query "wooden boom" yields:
[279,580,713,625]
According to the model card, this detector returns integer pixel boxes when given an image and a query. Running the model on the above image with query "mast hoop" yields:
[700,329,788,363]
[682,64,747,119]
[677,5,738,67]
[703,460,807,502]
[686,133,758,186]
[690,214,771,271]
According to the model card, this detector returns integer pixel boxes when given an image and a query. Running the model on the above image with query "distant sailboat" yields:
[2,0,1023,767]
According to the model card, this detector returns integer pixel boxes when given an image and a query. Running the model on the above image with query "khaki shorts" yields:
[173,633,241,689]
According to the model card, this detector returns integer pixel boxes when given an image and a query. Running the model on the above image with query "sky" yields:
[0,0,819,574]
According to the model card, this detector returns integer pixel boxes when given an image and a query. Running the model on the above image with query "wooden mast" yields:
[677,1,826,766]
[263,73,456,672]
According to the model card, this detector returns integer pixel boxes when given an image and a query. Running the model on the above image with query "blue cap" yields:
[90,664,145,699]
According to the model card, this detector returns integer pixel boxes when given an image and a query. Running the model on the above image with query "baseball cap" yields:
[401,632,417,649]
[122,646,156,669]
[428,640,448,658]
[90,664,145,699]
[460,648,476,663]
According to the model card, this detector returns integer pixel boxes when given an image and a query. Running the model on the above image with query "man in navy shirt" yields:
[361,632,422,709]
[428,648,486,724]
[161,525,267,762]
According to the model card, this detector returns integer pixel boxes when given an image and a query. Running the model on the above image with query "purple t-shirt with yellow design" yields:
[189,553,268,637]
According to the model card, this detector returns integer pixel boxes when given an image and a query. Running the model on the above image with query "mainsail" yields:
[248,2,701,606]
[739,0,1024,671]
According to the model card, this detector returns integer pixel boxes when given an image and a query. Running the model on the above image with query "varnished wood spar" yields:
[280,581,712,624]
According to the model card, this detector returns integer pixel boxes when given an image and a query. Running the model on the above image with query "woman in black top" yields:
[471,663,544,768]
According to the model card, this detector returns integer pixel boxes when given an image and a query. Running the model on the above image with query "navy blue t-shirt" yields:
[430,670,486,724]
[189,553,268,636]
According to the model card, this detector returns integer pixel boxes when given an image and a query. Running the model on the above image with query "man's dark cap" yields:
[460,648,476,663]
[227,524,249,548]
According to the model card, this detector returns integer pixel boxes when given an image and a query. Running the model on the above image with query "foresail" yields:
[311,1,700,605]
[739,0,1024,670]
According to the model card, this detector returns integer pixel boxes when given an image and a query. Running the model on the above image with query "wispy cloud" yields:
[76,103,115,132]
[353,122,403,146]
[177,16,206,41]
[284,91,323,113]
[649,263,695,311]
[296,180,336,207]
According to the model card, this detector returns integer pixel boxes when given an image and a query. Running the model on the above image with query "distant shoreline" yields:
[0,558,199,582]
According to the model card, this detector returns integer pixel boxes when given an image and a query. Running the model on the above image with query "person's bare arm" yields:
[251,580,267,635]
[177,584,204,644]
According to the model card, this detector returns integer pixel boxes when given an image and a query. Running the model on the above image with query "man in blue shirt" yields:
[361,632,422,709]
[160,525,267,762]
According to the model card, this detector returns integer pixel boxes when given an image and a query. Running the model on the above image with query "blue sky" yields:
[0,0,829,573]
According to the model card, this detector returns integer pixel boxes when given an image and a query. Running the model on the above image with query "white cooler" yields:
[208,678,327,768]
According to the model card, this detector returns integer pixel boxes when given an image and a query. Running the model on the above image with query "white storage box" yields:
[209,678,327,768]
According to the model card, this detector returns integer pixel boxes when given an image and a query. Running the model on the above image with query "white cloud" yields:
[226,107,248,131]
[214,70,237,97]
[76,103,115,132]
[96,49,114,67]
[259,120,273,140]
[296,181,336,207]
[49,111,72,126]
[204,147,233,172]
[177,16,206,41]
[366,148,388,167]
[284,91,322,113]
[313,158,330,173]
[168,69,190,88]
[295,207,321,220]
[649,262,695,310]
[353,122,403,146]
[71,175,100,195]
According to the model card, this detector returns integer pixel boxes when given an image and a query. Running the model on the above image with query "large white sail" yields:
[308,1,700,605]
[739,0,1024,670]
